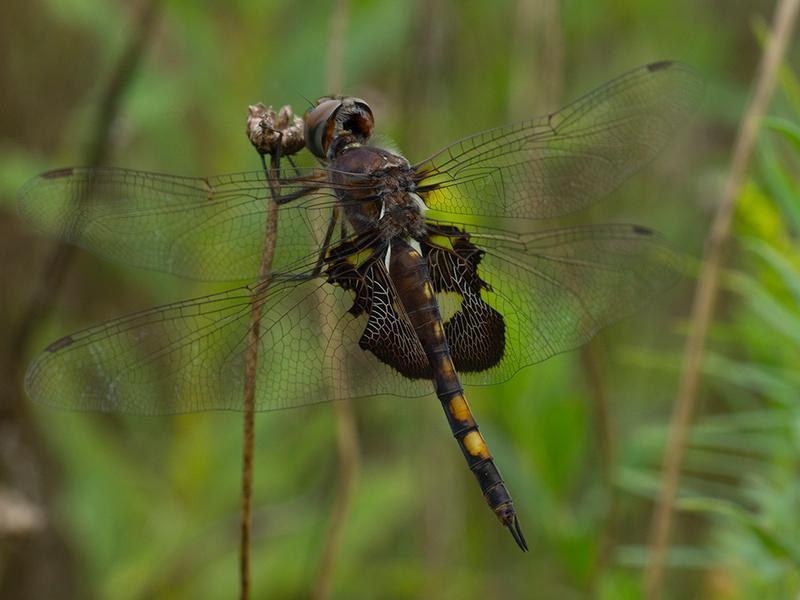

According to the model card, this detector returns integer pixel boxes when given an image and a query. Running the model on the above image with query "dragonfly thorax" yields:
[378,191,427,241]
[330,145,421,237]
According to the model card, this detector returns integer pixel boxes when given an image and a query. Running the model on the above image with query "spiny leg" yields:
[312,206,340,277]
[340,211,348,241]
[286,154,302,177]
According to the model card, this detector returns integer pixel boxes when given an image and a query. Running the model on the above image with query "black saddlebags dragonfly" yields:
[17,61,702,550]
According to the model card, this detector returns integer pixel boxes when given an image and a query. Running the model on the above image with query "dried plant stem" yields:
[311,392,358,600]
[406,0,449,577]
[508,0,623,579]
[8,0,161,403]
[312,2,360,598]
[580,343,618,575]
[240,153,281,600]
[644,1,800,598]
[508,0,563,117]
[326,0,348,105]
[2,3,159,596]
[511,2,615,541]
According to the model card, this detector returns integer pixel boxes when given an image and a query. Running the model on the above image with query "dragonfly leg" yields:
[312,207,340,277]
[286,155,302,177]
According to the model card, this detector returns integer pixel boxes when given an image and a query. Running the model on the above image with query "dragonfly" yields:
[17,61,702,551]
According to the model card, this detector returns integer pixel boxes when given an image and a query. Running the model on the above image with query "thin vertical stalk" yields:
[580,343,618,580]
[1,4,161,596]
[240,153,281,600]
[311,391,358,600]
[326,0,348,108]
[509,0,616,586]
[508,0,563,117]
[9,0,161,407]
[312,1,359,598]
[644,1,800,598]
[407,0,452,581]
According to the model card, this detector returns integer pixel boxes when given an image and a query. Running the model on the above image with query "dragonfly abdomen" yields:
[388,239,527,551]
[439,387,528,551]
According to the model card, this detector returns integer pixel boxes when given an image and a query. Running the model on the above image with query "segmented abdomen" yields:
[388,238,527,550]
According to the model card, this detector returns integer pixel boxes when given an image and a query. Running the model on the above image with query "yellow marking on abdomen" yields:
[462,430,491,459]
[439,358,455,378]
[448,393,471,422]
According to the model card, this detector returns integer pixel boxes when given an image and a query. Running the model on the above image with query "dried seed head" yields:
[245,103,305,157]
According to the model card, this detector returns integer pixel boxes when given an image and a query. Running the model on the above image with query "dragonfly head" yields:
[304,96,374,160]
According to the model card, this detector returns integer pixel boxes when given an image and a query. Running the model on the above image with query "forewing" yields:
[436,222,684,386]
[16,166,367,281]
[414,62,703,219]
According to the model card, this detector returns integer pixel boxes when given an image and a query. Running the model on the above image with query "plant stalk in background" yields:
[313,2,360,598]
[240,103,304,599]
[644,0,800,597]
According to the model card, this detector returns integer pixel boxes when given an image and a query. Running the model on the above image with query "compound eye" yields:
[345,98,374,143]
[303,98,341,159]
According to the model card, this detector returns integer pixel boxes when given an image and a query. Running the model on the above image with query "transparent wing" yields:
[445,221,684,386]
[414,61,703,219]
[25,219,682,414]
[16,166,370,281]
[25,232,433,415]
[24,266,433,415]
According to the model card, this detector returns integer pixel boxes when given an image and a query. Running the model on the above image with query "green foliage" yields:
[655,66,800,598]
[2,1,799,599]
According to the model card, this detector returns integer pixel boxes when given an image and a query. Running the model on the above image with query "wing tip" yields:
[647,60,674,72]
[44,335,75,353]
[41,167,75,180]
[17,168,76,221]
[646,60,704,90]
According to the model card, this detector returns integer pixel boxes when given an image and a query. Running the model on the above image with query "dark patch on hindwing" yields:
[325,224,505,379]
[423,225,506,372]
[325,237,430,379]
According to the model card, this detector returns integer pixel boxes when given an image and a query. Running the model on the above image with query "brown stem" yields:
[508,0,563,117]
[1,3,161,597]
[510,0,617,582]
[8,0,161,391]
[240,153,281,600]
[406,0,449,577]
[581,346,613,500]
[311,393,359,600]
[311,2,360,598]
[580,343,619,585]
[326,0,348,97]
[643,1,800,598]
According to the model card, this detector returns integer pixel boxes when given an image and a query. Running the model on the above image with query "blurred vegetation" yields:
[1,0,799,598]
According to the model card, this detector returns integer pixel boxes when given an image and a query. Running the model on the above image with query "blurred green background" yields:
[2,0,800,598]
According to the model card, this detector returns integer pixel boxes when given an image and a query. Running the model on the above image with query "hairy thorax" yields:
[329,145,425,240]
[379,190,426,241]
